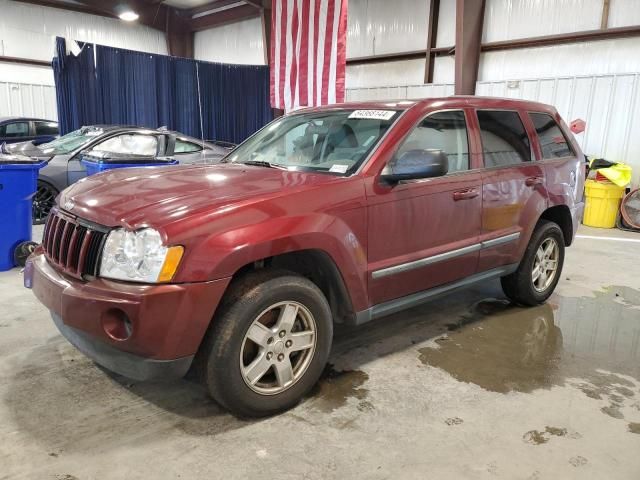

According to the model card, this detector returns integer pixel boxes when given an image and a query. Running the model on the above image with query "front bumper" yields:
[50,312,194,380]
[25,252,230,380]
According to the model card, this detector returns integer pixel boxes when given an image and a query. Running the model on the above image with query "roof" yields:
[0,116,57,123]
[293,96,557,115]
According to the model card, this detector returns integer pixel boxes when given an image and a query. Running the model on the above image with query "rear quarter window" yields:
[35,121,59,136]
[174,139,203,153]
[529,112,573,159]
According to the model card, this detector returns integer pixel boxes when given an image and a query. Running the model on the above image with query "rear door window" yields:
[395,110,470,173]
[0,121,30,138]
[477,110,531,167]
[529,112,573,159]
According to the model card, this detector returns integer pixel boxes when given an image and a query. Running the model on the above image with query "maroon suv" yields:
[25,97,585,417]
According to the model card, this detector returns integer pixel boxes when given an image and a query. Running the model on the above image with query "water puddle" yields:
[418,286,640,399]
[306,364,369,413]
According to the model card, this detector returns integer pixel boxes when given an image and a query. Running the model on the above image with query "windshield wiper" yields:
[241,160,288,170]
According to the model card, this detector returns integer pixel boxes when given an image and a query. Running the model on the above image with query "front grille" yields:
[42,209,108,279]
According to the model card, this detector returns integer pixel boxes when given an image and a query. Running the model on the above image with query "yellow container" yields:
[583,179,626,228]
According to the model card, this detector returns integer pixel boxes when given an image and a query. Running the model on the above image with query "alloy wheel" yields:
[531,237,559,293]
[240,301,317,395]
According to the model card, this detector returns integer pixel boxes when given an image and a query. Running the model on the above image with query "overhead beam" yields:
[188,0,248,17]
[481,25,640,51]
[244,0,264,9]
[0,55,51,67]
[424,0,440,83]
[190,4,260,31]
[454,0,486,95]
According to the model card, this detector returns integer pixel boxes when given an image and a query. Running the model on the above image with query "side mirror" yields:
[381,149,448,183]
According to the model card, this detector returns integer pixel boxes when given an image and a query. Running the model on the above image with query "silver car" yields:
[4,125,229,223]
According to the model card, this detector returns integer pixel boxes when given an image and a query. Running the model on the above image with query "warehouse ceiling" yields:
[14,0,266,31]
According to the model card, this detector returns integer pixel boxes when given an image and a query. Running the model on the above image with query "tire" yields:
[501,220,565,306]
[13,241,38,267]
[33,180,58,225]
[198,270,333,417]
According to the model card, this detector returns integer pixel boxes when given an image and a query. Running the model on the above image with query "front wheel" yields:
[501,220,565,306]
[198,271,333,417]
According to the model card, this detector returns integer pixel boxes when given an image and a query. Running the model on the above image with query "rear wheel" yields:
[501,220,565,306]
[198,270,333,417]
[33,180,58,225]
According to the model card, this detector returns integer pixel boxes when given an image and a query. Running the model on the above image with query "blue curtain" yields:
[52,37,272,143]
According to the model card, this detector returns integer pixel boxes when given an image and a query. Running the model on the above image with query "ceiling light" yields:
[119,11,139,22]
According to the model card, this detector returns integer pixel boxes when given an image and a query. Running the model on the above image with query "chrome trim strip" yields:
[372,243,481,280]
[480,232,521,249]
[371,232,522,280]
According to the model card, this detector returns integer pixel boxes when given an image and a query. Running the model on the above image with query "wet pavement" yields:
[0,225,639,479]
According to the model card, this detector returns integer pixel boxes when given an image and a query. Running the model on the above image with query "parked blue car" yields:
[0,117,59,145]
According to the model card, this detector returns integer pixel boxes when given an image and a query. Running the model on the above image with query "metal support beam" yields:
[261,4,272,65]
[601,0,611,29]
[164,8,194,57]
[424,0,440,83]
[481,25,640,51]
[0,56,51,68]
[454,0,485,95]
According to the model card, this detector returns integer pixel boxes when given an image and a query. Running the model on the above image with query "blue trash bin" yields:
[81,152,178,176]
[0,155,46,271]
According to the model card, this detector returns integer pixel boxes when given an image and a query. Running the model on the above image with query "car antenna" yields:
[195,62,206,164]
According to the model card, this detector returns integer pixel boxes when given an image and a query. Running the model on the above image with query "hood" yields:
[4,140,54,160]
[60,163,342,228]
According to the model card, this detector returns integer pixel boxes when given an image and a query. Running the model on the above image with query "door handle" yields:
[453,188,479,201]
[525,176,544,186]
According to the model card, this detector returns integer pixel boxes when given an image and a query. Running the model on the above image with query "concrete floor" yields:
[1,225,639,480]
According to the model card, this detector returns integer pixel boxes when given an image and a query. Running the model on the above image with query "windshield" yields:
[226,109,400,175]
[38,126,104,155]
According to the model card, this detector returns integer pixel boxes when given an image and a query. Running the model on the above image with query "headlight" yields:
[100,228,184,283]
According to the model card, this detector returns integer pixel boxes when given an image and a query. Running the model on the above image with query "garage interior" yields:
[1,0,640,479]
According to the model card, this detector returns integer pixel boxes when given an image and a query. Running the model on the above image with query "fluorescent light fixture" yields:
[119,10,139,21]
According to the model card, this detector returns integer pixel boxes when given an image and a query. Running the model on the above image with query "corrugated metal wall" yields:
[194,17,265,65]
[0,0,167,62]
[0,81,57,119]
[346,82,454,101]
[477,73,640,186]
[347,72,640,188]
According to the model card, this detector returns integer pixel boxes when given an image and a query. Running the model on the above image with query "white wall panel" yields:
[483,0,600,43]
[0,81,57,119]
[194,17,265,65]
[0,0,167,66]
[477,73,640,188]
[608,0,640,28]
[346,82,454,101]
[346,58,426,88]
[479,38,640,81]
[347,0,429,58]
[432,55,455,83]
[435,0,456,47]
[0,63,54,85]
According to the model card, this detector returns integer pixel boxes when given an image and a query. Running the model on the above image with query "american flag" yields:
[270,0,348,111]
